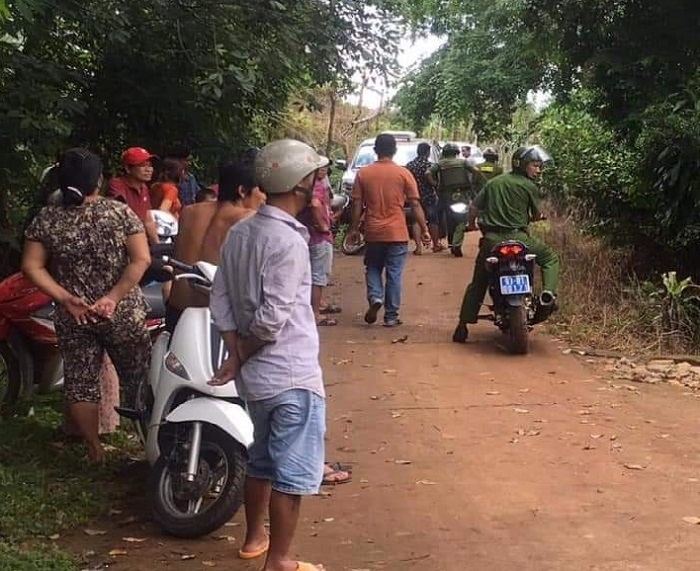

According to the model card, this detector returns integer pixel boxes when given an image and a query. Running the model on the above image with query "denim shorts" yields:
[309,241,333,287]
[246,389,326,495]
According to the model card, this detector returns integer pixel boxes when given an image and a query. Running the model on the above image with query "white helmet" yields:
[255,139,329,195]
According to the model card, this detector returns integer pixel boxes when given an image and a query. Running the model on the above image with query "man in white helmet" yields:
[208,139,328,571]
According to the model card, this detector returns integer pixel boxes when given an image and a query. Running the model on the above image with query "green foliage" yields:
[538,80,700,271]
[392,0,543,139]
[525,0,700,131]
[537,90,640,233]
[0,0,405,262]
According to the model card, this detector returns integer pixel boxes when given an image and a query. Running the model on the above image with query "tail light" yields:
[498,244,524,257]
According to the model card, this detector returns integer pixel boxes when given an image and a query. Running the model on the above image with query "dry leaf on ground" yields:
[624,463,645,470]
[108,549,128,557]
[84,529,107,536]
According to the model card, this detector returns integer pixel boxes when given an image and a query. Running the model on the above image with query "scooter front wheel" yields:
[149,424,247,538]
[0,341,21,418]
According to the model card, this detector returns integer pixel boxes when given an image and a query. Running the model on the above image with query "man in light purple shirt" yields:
[209,139,329,571]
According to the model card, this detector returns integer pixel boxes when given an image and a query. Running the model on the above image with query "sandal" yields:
[317,317,338,326]
[238,537,270,560]
[319,304,342,315]
[322,463,352,485]
[327,461,352,473]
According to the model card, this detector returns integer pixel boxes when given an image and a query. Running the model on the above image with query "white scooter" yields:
[120,258,254,538]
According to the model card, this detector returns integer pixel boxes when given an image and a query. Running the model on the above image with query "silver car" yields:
[336,131,441,195]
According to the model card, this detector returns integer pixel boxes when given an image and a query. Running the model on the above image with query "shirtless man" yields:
[165,155,264,331]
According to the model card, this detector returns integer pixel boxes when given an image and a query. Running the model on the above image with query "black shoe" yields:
[452,323,469,343]
[450,247,463,257]
[364,299,383,324]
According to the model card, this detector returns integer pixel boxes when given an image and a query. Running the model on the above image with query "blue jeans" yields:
[364,242,408,322]
[246,389,326,495]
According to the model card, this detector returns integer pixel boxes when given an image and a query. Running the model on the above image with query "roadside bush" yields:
[536,212,700,355]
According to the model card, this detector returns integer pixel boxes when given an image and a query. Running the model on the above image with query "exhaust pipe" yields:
[533,290,557,324]
[539,290,556,306]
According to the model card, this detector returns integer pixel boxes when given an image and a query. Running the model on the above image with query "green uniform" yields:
[477,161,503,181]
[429,158,474,249]
[458,172,559,324]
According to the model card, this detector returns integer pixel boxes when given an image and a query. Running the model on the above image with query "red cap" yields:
[122,147,157,166]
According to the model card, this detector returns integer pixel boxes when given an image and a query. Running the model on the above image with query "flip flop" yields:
[317,317,338,326]
[238,537,270,559]
[322,466,352,485]
[296,562,326,571]
[319,304,342,314]
[326,461,352,473]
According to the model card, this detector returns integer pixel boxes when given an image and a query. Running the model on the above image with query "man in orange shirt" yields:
[348,134,430,327]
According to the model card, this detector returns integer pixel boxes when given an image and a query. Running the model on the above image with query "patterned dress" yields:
[25,199,151,406]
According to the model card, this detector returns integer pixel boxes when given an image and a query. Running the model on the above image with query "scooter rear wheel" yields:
[0,341,21,418]
[150,424,247,538]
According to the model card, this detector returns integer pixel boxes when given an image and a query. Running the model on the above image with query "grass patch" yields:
[0,544,77,571]
[0,392,140,569]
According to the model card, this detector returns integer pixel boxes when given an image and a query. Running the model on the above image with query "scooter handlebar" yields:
[161,256,196,273]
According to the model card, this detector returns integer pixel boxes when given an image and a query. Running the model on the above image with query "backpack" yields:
[438,159,470,193]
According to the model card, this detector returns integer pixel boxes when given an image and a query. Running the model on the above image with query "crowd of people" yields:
[18,132,558,571]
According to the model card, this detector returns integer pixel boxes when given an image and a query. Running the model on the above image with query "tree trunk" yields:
[325,87,337,158]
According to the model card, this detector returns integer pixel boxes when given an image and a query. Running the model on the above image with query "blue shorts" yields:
[309,241,333,287]
[246,389,326,495]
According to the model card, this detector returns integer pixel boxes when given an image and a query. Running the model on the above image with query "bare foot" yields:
[87,444,106,465]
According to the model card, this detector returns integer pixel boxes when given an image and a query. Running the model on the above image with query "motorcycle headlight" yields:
[449,203,468,214]
[165,352,190,380]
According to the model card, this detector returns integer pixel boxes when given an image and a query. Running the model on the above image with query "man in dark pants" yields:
[426,143,483,257]
[348,134,430,327]
[453,145,560,343]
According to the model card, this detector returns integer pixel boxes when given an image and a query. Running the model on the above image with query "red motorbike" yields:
[0,272,166,416]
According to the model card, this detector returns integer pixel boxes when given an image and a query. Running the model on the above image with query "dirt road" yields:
[63,234,700,571]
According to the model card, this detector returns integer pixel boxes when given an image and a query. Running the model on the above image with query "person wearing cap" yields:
[478,147,504,181]
[107,146,160,244]
[208,139,328,571]
[22,148,152,464]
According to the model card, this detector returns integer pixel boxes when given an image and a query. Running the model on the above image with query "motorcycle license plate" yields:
[499,274,531,295]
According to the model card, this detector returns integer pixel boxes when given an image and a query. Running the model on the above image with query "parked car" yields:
[336,131,441,195]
